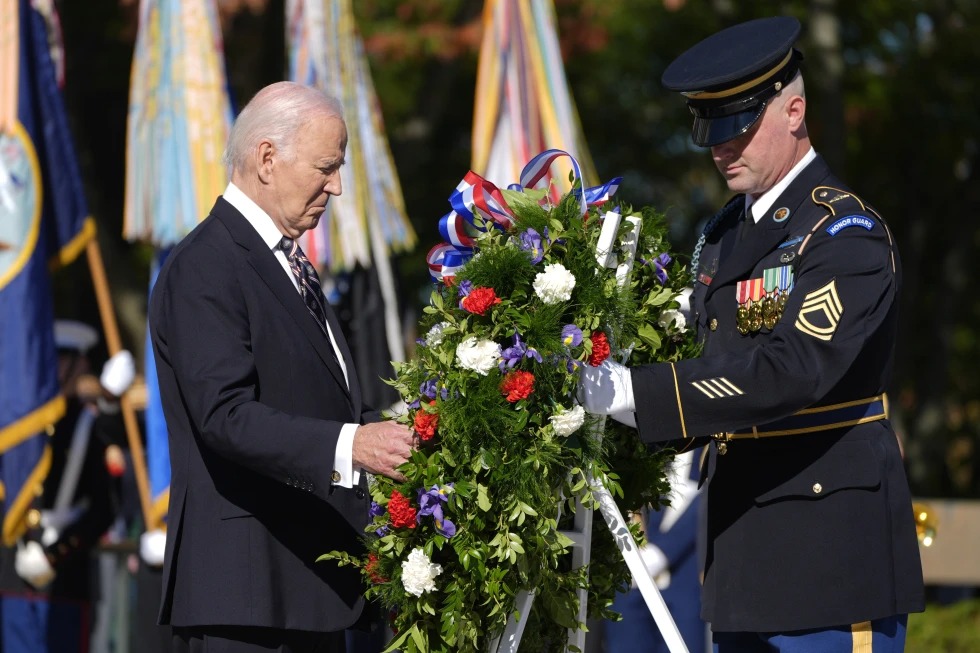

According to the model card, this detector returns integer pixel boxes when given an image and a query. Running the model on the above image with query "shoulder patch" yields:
[811,186,867,216]
[826,215,875,236]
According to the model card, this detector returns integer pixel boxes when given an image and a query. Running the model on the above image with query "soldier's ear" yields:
[785,95,806,132]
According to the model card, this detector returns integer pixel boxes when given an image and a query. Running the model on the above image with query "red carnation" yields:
[500,370,535,403]
[388,490,417,529]
[413,400,439,441]
[588,331,611,367]
[365,553,388,584]
[461,286,502,315]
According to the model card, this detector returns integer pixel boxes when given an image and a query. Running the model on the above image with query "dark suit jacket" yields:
[632,156,924,631]
[149,197,374,632]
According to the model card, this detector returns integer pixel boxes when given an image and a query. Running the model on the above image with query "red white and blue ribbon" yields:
[427,149,622,282]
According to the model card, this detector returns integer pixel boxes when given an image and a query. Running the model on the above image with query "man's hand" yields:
[15,541,56,590]
[352,421,414,481]
[577,359,636,415]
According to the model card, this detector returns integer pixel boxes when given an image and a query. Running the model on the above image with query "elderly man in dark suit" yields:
[579,17,923,653]
[149,81,414,653]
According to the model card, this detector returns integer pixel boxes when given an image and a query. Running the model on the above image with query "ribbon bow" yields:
[427,149,622,282]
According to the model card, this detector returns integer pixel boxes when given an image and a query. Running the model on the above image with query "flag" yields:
[0,0,95,545]
[472,0,597,194]
[287,0,417,377]
[124,0,233,528]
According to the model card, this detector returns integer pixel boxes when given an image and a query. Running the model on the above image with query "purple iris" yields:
[519,228,545,264]
[457,279,473,297]
[416,485,456,537]
[420,379,438,400]
[566,358,581,373]
[369,501,389,537]
[561,324,583,348]
[652,253,672,285]
[499,332,543,371]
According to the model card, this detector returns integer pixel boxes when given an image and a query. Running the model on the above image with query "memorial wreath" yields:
[322,151,699,652]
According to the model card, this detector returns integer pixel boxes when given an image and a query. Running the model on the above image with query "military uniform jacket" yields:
[631,155,925,632]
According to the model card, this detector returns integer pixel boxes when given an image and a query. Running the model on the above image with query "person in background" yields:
[603,448,707,653]
[0,319,135,653]
[149,81,414,653]
[579,16,924,652]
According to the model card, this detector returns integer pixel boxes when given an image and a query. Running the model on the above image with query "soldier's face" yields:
[710,97,799,199]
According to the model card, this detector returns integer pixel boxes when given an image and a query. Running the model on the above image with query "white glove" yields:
[100,350,136,397]
[639,542,672,590]
[140,528,167,567]
[577,359,635,415]
[610,411,637,428]
[15,541,56,590]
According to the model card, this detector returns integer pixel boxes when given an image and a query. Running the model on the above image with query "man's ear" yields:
[256,140,275,183]
[785,94,806,132]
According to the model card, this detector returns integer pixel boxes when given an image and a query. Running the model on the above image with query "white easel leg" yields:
[591,474,690,653]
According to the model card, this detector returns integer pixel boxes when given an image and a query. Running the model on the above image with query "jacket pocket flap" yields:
[755,440,881,504]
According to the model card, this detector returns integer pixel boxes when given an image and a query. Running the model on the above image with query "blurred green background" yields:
[48,0,979,645]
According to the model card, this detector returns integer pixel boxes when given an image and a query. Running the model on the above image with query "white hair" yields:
[223,81,344,174]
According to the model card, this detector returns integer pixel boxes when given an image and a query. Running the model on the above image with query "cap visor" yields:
[691,104,766,147]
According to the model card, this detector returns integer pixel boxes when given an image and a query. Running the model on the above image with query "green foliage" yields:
[907,601,980,653]
[324,181,695,652]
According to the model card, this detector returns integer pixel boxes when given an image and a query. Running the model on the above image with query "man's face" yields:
[268,115,347,239]
[709,99,796,198]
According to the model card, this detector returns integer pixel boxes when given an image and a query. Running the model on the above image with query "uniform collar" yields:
[746,147,816,222]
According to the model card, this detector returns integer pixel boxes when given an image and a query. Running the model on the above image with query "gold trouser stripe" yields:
[670,363,687,438]
[852,620,872,652]
[683,51,794,100]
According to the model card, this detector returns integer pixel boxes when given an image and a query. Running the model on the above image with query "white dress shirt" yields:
[224,182,360,488]
[745,146,817,222]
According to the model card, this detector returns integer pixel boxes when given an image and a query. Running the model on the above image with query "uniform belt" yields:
[716,394,888,442]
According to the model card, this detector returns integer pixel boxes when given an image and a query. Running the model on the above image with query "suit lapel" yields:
[213,199,353,399]
[707,156,832,298]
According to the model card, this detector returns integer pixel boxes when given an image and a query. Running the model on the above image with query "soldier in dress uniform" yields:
[578,16,924,652]
[0,320,135,653]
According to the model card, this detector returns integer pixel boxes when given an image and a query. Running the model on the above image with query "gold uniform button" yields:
[331,470,341,483]
[717,442,728,455]
[812,483,823,494]
[26,509,42,529]
[709,318,718,331]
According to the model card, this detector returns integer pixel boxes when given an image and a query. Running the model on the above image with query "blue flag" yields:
[144,250,171,529]
[0,0,94,545]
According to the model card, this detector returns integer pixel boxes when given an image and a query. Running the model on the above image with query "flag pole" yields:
[84,236,154,530]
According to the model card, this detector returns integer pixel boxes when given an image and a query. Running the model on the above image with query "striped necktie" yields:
[278,236,329,337]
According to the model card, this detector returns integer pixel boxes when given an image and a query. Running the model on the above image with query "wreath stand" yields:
[488,212,691,653]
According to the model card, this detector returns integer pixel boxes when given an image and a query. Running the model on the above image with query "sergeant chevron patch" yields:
[691,377,744,399]
[795,280,843,341]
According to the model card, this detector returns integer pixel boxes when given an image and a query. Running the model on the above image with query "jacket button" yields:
[709,318,718,331]
[812,483,823,494]
[355,488,365,499]
[331,470,341,483]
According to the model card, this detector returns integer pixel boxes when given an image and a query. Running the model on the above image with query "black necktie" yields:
[278,236,330,338]
[739,205,755,242]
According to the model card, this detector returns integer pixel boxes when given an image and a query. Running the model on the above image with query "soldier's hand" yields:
[352,421,414,481]
[15,540,56,590]
[577,359,636,415]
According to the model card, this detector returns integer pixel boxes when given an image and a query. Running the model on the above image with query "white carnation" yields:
[401,548,443,597]
[425,321,451,346]
[549,405,586,437]
[658,309,687,333]
[533,263,576,305]
[455,337,501,376]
